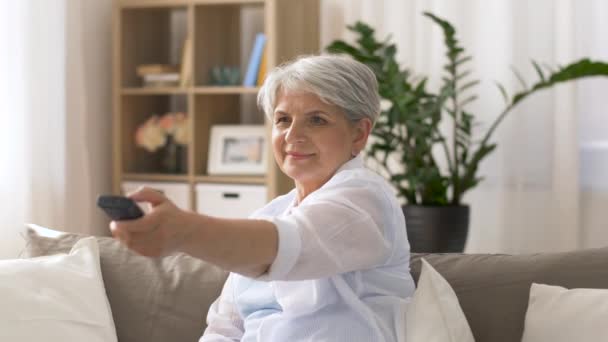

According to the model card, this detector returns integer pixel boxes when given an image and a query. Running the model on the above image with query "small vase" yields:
[160,135,185,174]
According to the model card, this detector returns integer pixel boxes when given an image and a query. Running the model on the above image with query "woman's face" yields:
[272,90,370,192]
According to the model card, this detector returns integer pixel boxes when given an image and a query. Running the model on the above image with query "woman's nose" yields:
[284,121,306,143]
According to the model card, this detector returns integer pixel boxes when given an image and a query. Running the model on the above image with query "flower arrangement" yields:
[135,112,190,152]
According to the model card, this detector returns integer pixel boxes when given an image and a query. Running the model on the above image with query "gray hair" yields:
[257,54,380,124]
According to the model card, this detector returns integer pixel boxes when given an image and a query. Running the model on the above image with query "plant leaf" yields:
[531,59,546,82]
[510,66,528,89]
[495,81,509,104]
[455,55,473,66]
[458,80,480,92]
[510,59,608,108]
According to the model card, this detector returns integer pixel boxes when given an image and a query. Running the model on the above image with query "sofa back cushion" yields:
[24,226,229,342]
[410,248,608,342]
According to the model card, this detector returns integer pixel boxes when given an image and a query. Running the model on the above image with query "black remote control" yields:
[97,195,144,221]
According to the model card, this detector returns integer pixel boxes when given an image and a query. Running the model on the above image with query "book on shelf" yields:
[136,64,179,77]
[256,46,267,87]
[180,37,193,87]
[242,33,266,87]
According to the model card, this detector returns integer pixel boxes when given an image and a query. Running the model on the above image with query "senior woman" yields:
[110,54,415,341]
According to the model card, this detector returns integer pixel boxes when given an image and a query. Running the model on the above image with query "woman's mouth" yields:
[286,152,315,160]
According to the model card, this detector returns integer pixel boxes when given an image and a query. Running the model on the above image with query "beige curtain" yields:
[321,0,608,253]
[0,0,112,259]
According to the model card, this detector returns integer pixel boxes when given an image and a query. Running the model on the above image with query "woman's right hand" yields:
[111,187,278,278]
[110,187,197,257]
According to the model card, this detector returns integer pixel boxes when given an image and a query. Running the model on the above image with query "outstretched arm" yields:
[110,187,278,278]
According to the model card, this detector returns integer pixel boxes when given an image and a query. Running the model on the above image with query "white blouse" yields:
[200,156,415,342]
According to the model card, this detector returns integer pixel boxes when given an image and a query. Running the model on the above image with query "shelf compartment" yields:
[193,95,241,175]
[121,95,189,174]
[120,6,188,87]
[193,3,264,86]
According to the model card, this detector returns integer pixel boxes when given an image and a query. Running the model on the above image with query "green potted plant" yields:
[327,12,608,252]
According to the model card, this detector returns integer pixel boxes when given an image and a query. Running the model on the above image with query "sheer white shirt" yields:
[200,155,414,341]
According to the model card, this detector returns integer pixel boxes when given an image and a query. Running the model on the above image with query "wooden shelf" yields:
[195,175,266,185]
[194,0,265,4]
[123,173,189,182]
[121,86,259,95]
[122,87,188,95]
[119,0,263,9]
[113,0,320,211]
[119,0,191,8]
[193,86,259,94]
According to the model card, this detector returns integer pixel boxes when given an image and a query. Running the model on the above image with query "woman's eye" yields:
[275,116,289,125]
[310,116,327,125]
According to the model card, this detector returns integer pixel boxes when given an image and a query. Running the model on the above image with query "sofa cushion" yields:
[521,283,608,342]
[410,248,608,342]
[1,237,117,341]
[406,258,474,342]
[24,225,229,342]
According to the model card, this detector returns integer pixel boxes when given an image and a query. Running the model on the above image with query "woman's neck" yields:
[294,177,328,205]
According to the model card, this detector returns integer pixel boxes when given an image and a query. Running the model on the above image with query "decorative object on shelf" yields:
[136,64,179,76]
[209,66,240,86]
[327,12,608,253]
[160,134,186,174]
[136,64,181,88]
[242,33,267,87]
[179,37,192,87]
[135,112,190,174]
[141,73,180,87]
[208,125,267,175]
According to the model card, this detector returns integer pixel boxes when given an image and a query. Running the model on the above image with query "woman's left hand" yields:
[109,187,196,257]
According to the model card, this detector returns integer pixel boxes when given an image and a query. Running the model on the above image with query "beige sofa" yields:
[24,227,608,342]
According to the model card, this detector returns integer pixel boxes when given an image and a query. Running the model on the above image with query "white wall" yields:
[582,192,608,248]
[580,145,608,247]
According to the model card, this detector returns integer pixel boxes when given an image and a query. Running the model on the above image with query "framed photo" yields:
[208,125,268,175]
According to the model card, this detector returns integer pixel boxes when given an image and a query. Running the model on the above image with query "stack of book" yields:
[137,64,181,87]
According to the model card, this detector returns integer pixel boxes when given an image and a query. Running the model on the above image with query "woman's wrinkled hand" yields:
[109,187,195,257]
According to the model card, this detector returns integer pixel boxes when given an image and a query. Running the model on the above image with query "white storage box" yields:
[196,183,267,219]
[121,181,190,211]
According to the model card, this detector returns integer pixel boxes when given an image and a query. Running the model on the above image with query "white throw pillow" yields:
[0,237,117,341]
[406,258,475,342]
[521,283,608,342]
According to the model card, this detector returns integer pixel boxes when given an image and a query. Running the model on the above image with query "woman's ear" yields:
[351,118,372,155]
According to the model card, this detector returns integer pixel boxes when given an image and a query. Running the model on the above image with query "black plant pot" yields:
[402,205,470,253]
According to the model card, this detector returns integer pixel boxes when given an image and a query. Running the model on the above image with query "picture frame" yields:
[208,125,268,175]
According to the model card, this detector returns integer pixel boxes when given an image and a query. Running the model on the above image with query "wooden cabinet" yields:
[112,0,319,213]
